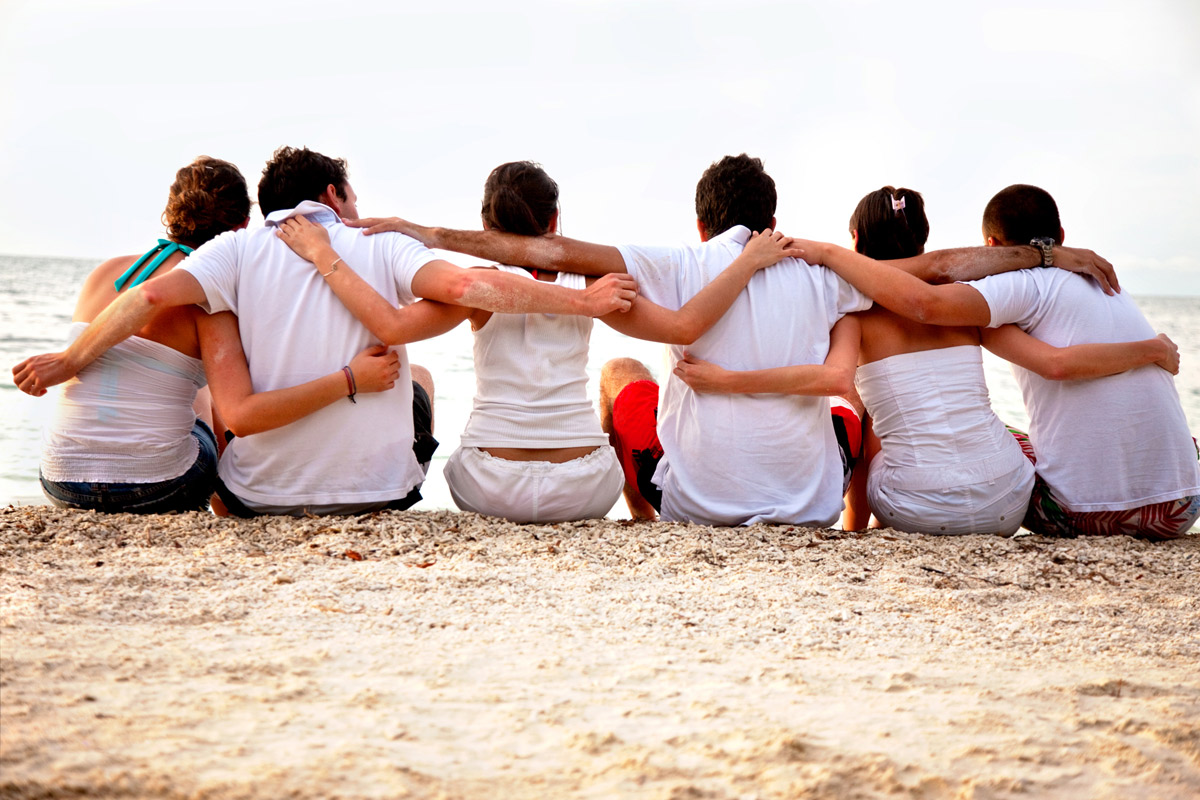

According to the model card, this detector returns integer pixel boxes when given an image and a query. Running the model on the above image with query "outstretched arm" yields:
[673,315,861,396]
[198,312,402,437]
[889,245,1119,294]
[12,269,207,396]
[346,216,628,276]
[981,325,1179,380]
[276,217,636,328]
[601,230,803,344]
[790,240,993,327]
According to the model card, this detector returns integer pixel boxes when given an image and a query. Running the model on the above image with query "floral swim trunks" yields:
[1008,427,1200,540]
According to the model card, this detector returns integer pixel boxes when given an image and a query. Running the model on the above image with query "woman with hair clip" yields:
[674,186,1178,535]
[275,160,796,523]
[39,156,399,514]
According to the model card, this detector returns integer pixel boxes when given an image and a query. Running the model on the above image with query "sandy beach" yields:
[1,505,1197,799]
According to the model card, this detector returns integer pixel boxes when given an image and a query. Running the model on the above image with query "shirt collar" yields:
[711,224,751,246]
[265,200,340,227]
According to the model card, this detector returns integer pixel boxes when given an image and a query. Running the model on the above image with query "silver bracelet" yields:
[320,257,344,277]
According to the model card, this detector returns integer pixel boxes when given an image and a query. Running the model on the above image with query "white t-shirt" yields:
[617,226,873,527]
[180,201,438,508]
[969,269,1200,511]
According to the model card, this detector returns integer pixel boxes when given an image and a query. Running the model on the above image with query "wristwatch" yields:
[1030,237,1055,267]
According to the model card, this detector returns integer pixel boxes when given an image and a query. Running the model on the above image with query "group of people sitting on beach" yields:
[13,148,1200,539]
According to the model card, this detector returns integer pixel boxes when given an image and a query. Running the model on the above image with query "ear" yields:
[319,184,342,215]
[985,236,998,247]
[1058,226,1065,245]
[696,219,709,242]
[770,216,777,231]
[851,229,859,247]
[548,209,560,235]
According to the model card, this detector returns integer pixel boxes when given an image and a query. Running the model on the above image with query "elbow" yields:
[668,320,703,345]
[218,409,255,439]
[1038,354,1075,382]
[827,368,856,398]
[443,270,476,305]
[904,295,938,325]
[139,283,171,310]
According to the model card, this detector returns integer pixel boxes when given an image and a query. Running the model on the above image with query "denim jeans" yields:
[40,420,218,514]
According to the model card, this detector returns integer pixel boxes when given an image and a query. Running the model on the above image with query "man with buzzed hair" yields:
[787,184,1199,538]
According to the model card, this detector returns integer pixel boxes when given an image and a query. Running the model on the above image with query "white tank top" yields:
[458,267,609,449]
[856,345,1028,490]
[41,322,205,483]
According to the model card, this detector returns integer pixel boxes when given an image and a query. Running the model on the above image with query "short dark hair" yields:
[982,184,1061,245]
[849,186,929,260]
[481,161,559,236]
[257,146,349,216]
[162,156,251,249]
[694,154,776,238]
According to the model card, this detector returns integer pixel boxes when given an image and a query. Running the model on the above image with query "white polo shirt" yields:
[969,268,1200,511]
[181,201,438,508]
[618,226,872,527]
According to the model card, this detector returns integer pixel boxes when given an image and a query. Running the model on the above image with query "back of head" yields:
[480,161,559,236]
[694,154,776,238]
[257,146,349,217]
[163,156,251,249]
[849,186,929,260]
[982,184,1061,245]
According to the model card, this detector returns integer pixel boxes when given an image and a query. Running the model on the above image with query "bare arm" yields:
[346,216,628,276]
[890,245,1119,294]
[12,269,206,396]
[790,240,994,327]
[601,230,802,344]
[275,216,636,325]
[981,325,1178,380]
[198,312,401,437]
[673,315,861,397]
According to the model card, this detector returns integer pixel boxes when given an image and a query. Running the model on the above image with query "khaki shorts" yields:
[444,444,624,524]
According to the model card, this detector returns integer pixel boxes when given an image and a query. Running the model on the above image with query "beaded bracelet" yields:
[342,365,357,404]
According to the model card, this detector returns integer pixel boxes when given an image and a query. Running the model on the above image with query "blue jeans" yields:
[40,420,218,514]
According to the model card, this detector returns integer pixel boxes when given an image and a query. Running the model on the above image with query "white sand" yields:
[1,506,1197,799]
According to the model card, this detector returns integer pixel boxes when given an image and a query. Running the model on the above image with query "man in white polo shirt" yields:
[13,146,636,515]
[787,184,1199,539]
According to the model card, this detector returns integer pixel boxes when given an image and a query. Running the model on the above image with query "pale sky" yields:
[2,0,1198,294]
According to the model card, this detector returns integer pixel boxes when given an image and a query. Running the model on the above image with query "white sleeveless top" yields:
[856,345,1029,490]
[41,322,206,483]
[458,267,609,449]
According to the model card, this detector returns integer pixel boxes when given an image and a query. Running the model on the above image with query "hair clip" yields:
[891,194,906,212]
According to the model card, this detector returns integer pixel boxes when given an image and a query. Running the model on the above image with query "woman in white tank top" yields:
[276,161,798,523]
[673,187,1176,535]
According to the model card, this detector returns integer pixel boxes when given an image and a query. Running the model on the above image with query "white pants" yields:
[868,461,1035,536]
[444,445,624,523]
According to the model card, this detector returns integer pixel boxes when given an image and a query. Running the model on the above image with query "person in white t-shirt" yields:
[274,161,798,523]
[333,156,1121,528]
[13,147,638,517]
[785,184,1200,539]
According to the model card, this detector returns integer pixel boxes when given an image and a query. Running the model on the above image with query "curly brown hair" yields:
[162,157,251,249]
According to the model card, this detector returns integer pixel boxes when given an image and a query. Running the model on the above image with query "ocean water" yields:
[3,254,1199,522]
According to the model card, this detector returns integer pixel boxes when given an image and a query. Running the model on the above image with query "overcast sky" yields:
[2,0,1197,294]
